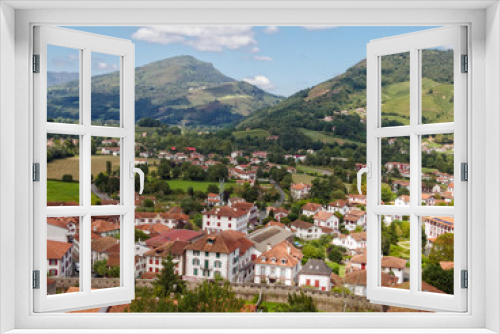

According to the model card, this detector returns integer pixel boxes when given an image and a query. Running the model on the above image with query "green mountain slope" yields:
[47,55,284,127]
[238,49,454,142]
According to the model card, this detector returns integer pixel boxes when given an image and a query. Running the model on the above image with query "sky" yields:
[49,26,437,97]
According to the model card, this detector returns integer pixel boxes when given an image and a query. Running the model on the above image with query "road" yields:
[270,179,286,208]
[91,184,111,200]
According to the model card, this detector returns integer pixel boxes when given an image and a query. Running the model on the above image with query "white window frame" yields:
[0,2,498,333]
[366,26,467,312]
[33,26,136,312]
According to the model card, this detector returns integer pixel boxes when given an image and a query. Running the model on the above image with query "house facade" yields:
[202,206,249,234]
[253,240,303,286]
[297,259,332,291]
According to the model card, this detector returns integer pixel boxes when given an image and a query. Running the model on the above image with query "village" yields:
[45,132,456,311]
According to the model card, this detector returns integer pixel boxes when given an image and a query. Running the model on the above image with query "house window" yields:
[216,252,220,258]
[193,268,198,276]
[205,252,209,257]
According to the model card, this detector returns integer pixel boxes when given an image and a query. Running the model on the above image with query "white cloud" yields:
[243,75,274,90]
[264,26,279,34]
[96,62,118,71]
[131,26,257,52]
[302,26,339,30]
[253,55,273,61]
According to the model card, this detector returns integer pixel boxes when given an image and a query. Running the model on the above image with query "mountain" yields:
[237,49,453,143]
[47,55,284,127]
[47,71,79,87]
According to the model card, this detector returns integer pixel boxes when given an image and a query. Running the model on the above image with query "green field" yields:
[232,129,270,140]
[47,180,100,204]
[292,173,316,184]
[381,78,453,125]
[299,128,359,145]
[47,155,122,181]
[167,179,236,192]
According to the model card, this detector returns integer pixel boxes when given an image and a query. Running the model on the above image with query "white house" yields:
[134,209,190,229]
[202,206,249,234]
[253,240,303,286]
[333,232,367,253]
[184,230,254,283]
[47,217,77,243]
[343,210,367,231]
[206,193,221,206]
[423,216,454,242]
[47,240,74,278]
[143,240,187,276]
[290,183,311,200]
[301,202,323,217]
[327,200,350,215]
[291,220,328,240]
[395,195,410,206]
[343,270,398,297]
[348,254,407,284]
[297,259,332,291]
[313,211,339,230]
[90,236,119,267]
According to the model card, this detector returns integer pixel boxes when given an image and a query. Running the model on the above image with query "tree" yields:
[153,255,186,298]
[207,164,228,182]
[178,278,244,312]
[193,213,203,228]
[143,199,154,208]
[158,162,172,180]
[276,291,318,312]
[62,174,73,182]
[429,233,454,263]
[328,248,343,263]
[207,184,219,194]
[422,263,454,294]
[135,229,150,242]
[106,160,112,175]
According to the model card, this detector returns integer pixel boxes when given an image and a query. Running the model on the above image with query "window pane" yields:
[421,45,454,124]
[421,134,454,206]
[382,137,410,205]
[92,137,121,205]
[47,134,80,206]
[381,52,410,127]
[47,216,80,295]
[91,52,121,127]
[380,216,409,290]
[47,45,80,124]
[421,216,454,295]
[91,215,121,288]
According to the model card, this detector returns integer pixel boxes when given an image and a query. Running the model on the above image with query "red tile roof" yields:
[302,203,323,212]
[253,240,303,268]
[202,206,248,218]
[185,230,253,254]
[145,229,203,248]
[47,240,72,260]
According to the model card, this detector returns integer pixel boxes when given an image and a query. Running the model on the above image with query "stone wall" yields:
[54,278,382,312]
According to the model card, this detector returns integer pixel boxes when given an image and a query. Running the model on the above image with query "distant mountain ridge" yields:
[48,71,79,87]
[47,55,284,127]
[238,49,454,143]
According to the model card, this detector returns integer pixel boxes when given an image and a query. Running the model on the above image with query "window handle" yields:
[357,162,371,195]
[130,162,145,194]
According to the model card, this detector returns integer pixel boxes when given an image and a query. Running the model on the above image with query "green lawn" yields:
[47,180,100,204]
[167,179,236,192]
[292,173,316,184]
[232,129,270,140]
[299,128,360,145]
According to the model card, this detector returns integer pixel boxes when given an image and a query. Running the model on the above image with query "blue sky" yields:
[50,26,437,96]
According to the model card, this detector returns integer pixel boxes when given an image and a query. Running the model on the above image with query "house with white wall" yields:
[47,240,74,278]
[297,259,332,291]
[202,206,249,234]
[302,202,323,217]
[184,230,254,283]
[253,240,303,286]
[143,240,188,276]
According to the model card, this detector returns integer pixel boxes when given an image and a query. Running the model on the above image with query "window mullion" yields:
[409,47,420,295]
[81,47,92,294]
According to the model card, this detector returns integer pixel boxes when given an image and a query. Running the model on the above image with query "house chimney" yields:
[267,243,272,251]
[287,244,291,254]
[93,226,97,232]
